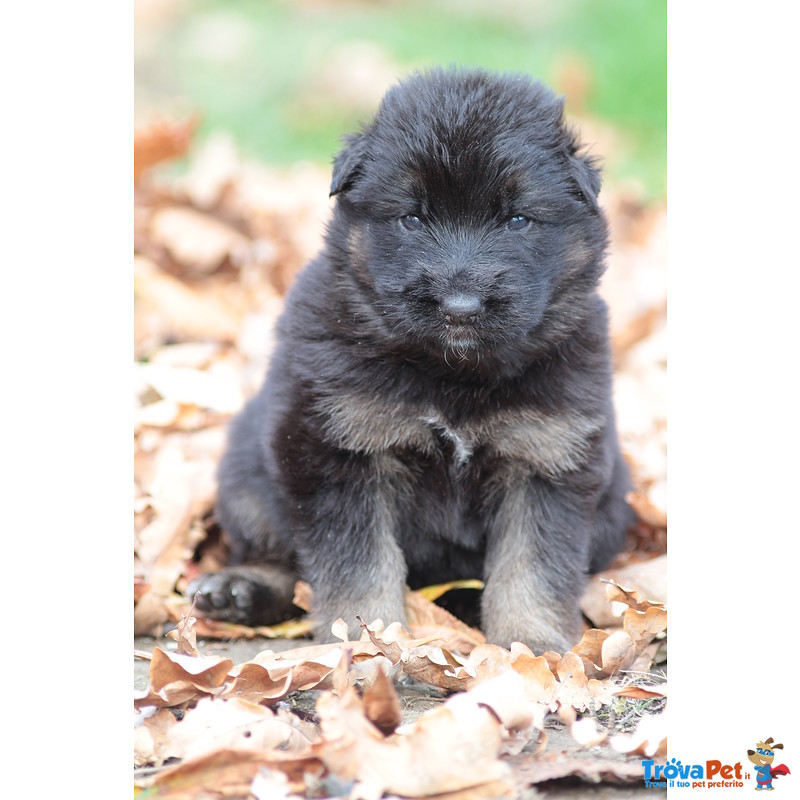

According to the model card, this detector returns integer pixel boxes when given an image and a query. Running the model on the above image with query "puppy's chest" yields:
[315,391,601,477]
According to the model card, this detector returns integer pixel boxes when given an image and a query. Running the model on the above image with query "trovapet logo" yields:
[642,758,746,790]
[641,737,791,791]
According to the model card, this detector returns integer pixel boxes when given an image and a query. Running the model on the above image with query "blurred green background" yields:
[135,0,666,199]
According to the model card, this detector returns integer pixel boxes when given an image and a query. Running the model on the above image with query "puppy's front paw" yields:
[187,565,297,626]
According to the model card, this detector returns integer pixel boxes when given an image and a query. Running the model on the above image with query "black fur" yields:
[188,68,634,653]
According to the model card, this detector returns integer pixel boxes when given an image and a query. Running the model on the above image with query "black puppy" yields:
[189,68,634,653]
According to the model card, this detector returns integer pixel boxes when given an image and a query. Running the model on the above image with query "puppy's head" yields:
[327,68,608,373]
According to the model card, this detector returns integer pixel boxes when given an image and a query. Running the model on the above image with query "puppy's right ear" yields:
[330,129,369,197]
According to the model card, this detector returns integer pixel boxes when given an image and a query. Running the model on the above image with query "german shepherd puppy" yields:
[188,68,634,653]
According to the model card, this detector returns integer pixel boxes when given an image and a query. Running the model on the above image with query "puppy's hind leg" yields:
[588,450,635,573]
[188,396,299,625]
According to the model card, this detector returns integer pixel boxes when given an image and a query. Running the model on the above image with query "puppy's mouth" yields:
[437,292,484,355]
[439,324,483,362]
[442,324,479,346]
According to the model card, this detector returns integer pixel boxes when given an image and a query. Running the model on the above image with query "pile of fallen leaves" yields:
[133,118,667,798]
[136,581,666,798]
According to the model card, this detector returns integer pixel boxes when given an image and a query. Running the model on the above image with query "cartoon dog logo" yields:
[747,738,791,790]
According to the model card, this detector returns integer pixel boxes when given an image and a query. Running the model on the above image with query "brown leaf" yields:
[222,642,381,705]
[134,117,196,184]
[133,586,170,636]
[623,605,667,650]
[599,630,637,674]
[134,255,243,352]
[166,606,313,640]
[405,587,486,653]
[554,651,594,711]
[580,556,666,628]
[292,579,312,612]
[135,647,234,708]
[508,646,559,707]
[571,628,611,677]
[134,429,223,597]
[166,610,199,656]
[139,748,323,799]
[148,206,250,275]
[314,685,512,798]
[155,697,318,763]
[362,620,473,691]
[614,683,667,700]
[605,577,666,613]
[134,708,178,767]
[361,663,403,735]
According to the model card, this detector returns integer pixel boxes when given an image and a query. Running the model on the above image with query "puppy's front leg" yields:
[481,476,591,654]
[287,452,408,641]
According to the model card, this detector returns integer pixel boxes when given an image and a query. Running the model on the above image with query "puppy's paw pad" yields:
[187,571,264,623]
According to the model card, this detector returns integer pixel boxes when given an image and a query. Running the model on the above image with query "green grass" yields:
[137,0,665,198]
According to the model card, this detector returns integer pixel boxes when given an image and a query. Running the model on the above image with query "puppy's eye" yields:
[399,214,423,232]
[506,214,530,231]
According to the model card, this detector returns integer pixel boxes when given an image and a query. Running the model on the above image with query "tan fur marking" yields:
[317,392,602,476]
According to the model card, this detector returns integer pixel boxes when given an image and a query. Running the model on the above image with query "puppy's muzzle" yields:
[440,292,482,327]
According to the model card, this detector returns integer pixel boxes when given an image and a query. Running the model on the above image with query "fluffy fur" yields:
[188,67,634,653]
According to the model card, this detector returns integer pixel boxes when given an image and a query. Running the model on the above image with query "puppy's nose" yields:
[441,293,482,326]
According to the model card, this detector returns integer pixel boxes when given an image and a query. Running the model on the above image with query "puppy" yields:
[189,67,634,653]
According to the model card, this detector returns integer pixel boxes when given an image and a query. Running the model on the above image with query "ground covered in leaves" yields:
[133,119,667,799]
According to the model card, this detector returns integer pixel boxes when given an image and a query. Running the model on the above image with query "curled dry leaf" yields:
[361,663,403,735]
[404,586,486,653]
[461,670,545,756]
[362,619,474,691]
[580,555,666,628]
[315,684,513,799]
[156,697,318,763]
[223,651,340,703]
[135,648,234,708]
[166,609,199,656]
[572,580,667,678]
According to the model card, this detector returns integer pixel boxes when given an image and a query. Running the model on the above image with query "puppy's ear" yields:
[560,109,602,211]
[330,129,370,197]
[568,149,602,210]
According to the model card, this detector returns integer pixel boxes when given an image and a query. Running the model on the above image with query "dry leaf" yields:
[405,587,486,653]
[134,116,196,183]
[139,748,324,798]
[166,609,200,656]
[157,697,317,762]
[361,664,403,735]
[315,685,512,799]
[149,206,250,275]
[134,708,178,767]
[135,647,234,708]
[581,555,666,628]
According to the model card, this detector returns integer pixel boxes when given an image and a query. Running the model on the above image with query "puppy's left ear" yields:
[330,128,370,197]
[563,119,602,211]
[570,152,602,211]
